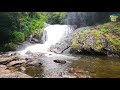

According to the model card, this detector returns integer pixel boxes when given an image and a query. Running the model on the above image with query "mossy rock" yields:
[71,22,120,56]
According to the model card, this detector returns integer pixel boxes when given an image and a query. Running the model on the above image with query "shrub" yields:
[11,31,25,43]
[43,12,65,24]
[4,43,17,51]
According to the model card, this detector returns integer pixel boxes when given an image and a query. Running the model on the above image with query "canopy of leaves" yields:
[42,12,65,24]
[0,12,46,51]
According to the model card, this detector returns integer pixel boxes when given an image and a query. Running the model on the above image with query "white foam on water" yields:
[19,25,74,55]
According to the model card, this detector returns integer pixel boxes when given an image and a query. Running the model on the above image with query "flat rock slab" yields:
[0,57,17,65]
[7,60,27,67]
[0,71,32,78]
[0,65,7,70]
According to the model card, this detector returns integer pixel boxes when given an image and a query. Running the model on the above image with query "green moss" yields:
[81,29,85,33]
[72,22,120,54]
[105,33,120,52]
[90,30,101,37]
[72,37,79,49]
[96,40,101,45]
[101,28,109,33]
[95,40,104,51]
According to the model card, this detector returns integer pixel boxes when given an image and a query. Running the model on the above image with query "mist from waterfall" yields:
[19,25,75,55]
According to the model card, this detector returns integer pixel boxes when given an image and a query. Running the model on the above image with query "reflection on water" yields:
[25,66,44,78]
[70,55,120,78]
[23,54,120,78]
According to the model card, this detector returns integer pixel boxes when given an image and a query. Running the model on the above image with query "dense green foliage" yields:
[0,12,66,52]
[43,12,65,24]
[0,12,46,51]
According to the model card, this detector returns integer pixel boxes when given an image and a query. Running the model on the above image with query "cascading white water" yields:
[19,25,75,55]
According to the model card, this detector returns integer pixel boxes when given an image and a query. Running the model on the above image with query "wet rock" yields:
[31,38,39,43]
[24,57,35,62]
[74,73,91,78]
[29,34,40,44]
[62,74,77,78]
[26,51,45,57]
[107,54,119,58]
[9,53,20,56]
[53,60,66,64]
[25,58,29,60]
[0,69,11,74]
[0,65,11,74]
[60,72,76,78]
[27,60,42,66]
[68,68,75,73]
[25,50,33,55]
[0,57,18,65]
[20,66,26,72]
[7,60,27,67]
[0,65,7,70]
[0,71,32,78]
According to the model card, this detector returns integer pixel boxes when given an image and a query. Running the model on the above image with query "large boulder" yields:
[49,27,93,54]
[70,22,120,57]
[46,22,120,57]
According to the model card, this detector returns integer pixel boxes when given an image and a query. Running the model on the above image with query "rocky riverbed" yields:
[1,22,120,78]
[0,51,42,78]
[0,51,92,78]
[1,51,120,78]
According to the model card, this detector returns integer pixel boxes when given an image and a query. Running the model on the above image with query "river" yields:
[17,24,120,78]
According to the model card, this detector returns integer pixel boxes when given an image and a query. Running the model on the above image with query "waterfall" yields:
[19,24,75,55]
